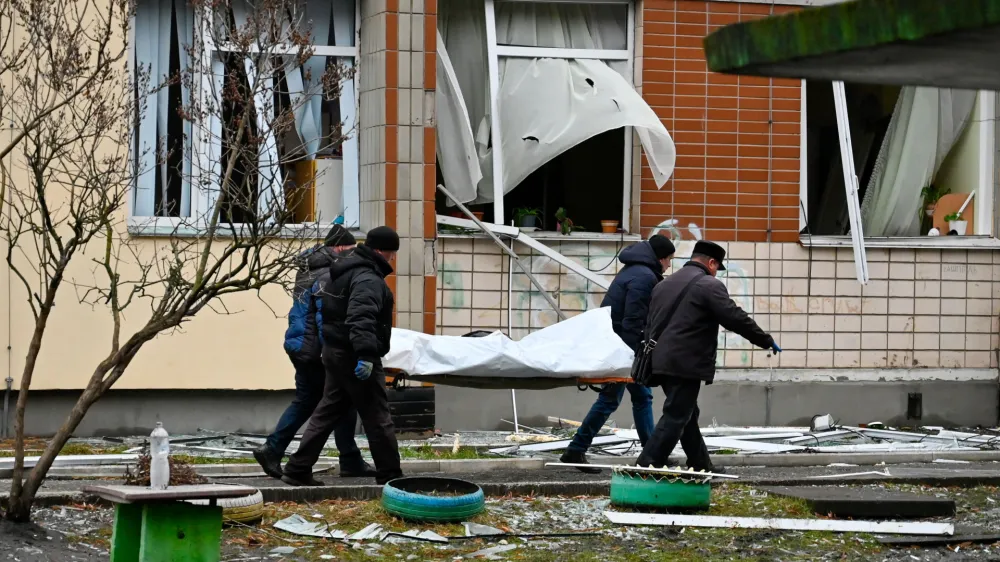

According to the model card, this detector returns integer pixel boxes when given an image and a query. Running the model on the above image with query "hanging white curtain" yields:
[436,30,483,204]
[283,0,355,160]
[860,87,977,236]
[230,0,282,212]
[437,0,491,204]
[134,0,192,217]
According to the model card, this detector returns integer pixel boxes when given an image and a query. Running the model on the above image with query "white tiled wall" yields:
[436,236,1000,370]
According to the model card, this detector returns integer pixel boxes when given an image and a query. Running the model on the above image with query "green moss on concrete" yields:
[704,0,1000,73]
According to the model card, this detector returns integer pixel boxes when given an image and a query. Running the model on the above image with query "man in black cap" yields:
[559,234,676,473]
[283,226,404,485]
[637,240,780,472]
[254,225,376,480]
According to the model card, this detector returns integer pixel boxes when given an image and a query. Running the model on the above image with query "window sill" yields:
[801,234,1000,250]
[437,228,641,243]
[127,221,361,240]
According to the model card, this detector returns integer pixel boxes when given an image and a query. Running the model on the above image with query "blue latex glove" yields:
[354,360,373,381]
[770,342,782,354]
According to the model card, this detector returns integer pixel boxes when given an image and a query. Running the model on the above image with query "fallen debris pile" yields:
[489,417,1000,458]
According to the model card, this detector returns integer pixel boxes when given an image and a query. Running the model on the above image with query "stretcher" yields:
[384,307,634,390]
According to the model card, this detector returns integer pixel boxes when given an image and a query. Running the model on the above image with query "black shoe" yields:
[253,446,283,480]
[375,471,404,485]
[281,472,325,487]
[559,450,601,474]
[339,459,378,478]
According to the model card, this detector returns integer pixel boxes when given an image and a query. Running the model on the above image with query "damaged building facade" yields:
[5,0,1000,436]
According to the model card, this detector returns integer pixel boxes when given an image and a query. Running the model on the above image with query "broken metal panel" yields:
[603,511,956,536]
[703,0,1000,90]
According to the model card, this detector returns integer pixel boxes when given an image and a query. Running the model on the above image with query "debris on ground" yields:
[123,453,208,486]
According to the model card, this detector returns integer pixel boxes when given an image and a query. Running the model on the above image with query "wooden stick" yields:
[545,462,739,480]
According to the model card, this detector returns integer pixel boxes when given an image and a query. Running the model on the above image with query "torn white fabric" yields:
[480,57,675,200]
[384,307,632,380]
[436,0,675,205]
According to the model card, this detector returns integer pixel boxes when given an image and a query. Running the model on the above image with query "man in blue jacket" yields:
[559,235,675,473]
[253,225,376,480]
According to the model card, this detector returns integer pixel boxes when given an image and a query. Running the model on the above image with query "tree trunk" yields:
[6,384,102,521]
[5,305,53,522]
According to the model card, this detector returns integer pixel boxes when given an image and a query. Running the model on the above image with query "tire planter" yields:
[610,469,710,510]
[188,490,265,525]
[381,477,485,522]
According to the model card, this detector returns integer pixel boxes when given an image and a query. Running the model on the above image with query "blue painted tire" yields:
[381,477,485,522]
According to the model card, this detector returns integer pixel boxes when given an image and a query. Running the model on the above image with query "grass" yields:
[397,444,488,460]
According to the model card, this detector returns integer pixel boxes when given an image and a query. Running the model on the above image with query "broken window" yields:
[131,0,360,228]
[804,81,993,239]
[435,0,675,234]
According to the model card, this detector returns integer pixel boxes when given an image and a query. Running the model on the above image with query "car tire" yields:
[188,490,265,525]
[381,477,485,522]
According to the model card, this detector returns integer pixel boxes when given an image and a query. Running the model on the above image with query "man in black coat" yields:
[282,226,404,486]
[254,225,376,480]
[559,235,675,473]
[637,241,780,472]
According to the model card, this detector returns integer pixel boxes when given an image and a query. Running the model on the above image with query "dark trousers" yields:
[636,377,712,470]
[265,358,362,464]
[285,349,401,483]
[568,383,654,453]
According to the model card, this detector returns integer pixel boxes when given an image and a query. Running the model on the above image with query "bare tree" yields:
[2,0,353,521]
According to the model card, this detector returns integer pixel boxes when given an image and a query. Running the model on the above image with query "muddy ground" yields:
[4,483,1000,561]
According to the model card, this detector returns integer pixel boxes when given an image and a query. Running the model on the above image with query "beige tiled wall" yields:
[436,237,1000,370]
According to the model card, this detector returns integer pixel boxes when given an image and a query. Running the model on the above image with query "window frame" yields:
[799,80,999,250]
[126,0,362,234]
[482,0,636,232]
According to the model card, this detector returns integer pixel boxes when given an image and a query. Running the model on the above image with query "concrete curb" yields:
[257,480,613,503]
[34,450,1000,479]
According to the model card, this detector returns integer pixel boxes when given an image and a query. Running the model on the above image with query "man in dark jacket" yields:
[254,225,376,480]
[559,235,676,473]
[283,226,403,486]
[637,241,779,472]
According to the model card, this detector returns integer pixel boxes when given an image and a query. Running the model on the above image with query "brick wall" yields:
[360,0,438,333]
[640,0,801,242]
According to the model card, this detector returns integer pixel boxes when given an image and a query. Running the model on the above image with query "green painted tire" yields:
[610,470,711,510]
[381,477,485,522]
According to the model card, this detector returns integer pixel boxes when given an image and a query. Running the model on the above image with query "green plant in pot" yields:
[920,184,949,234]
[513,207,542,229]
[554,207,580,235]
[944,211,968,236]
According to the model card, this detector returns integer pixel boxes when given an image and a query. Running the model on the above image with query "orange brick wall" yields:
[640,0,801,243]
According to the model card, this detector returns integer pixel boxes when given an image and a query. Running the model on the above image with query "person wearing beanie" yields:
[559,234,676,473]
[283,226,404,486]
[324,224,357,251]
[255,224,373,481]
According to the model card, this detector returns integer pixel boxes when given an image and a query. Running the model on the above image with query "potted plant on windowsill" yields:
[554,207,581,235]
[920,184,949,234]
[944,212,968,235]
[513,207,542,230]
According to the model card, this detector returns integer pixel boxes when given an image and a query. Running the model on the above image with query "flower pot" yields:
[601,220,619,234]
[949,220,968,236]
[472,211,485,221]
[925,204,936,217]
[518,215,539,229]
